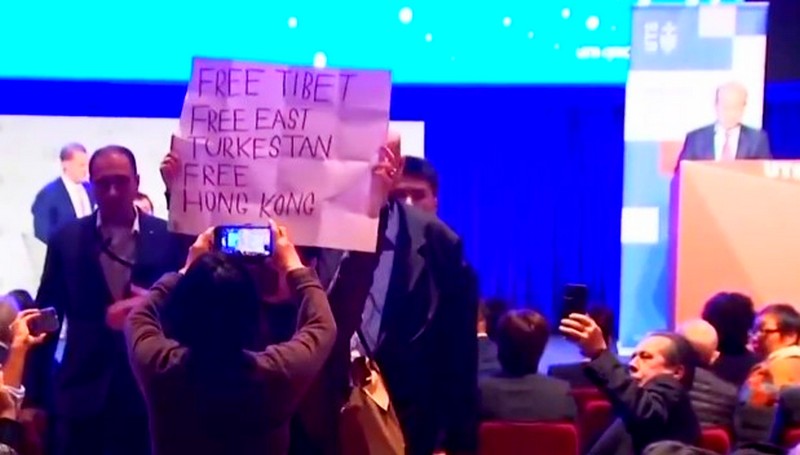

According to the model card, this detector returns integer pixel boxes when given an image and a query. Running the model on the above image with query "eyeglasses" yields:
[749,327,781,337]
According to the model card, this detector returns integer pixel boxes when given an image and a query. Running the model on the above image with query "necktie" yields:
[722,129,736,161]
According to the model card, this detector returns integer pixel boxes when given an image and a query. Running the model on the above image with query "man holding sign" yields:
[163,58,478,455]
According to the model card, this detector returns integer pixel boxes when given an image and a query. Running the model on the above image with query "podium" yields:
[671,160,800,327]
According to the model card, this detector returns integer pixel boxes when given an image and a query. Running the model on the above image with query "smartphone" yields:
[561,284,589,320]
[213,225,273,257]
[29,307,60,336]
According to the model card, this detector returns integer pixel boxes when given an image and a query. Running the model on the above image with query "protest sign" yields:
[168,57,392,252]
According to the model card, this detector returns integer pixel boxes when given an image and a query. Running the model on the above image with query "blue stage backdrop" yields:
[0,79,799,332]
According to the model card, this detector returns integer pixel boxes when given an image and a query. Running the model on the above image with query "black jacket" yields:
[586,351,701,455]
[689,367,738,428]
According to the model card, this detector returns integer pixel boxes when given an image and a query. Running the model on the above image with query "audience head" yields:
[60,143,89,184]
[588,303,616,346]
[678,319,719,366]
[751,303,800,357]
[715,81,748,129]
[702,292,755,355]
[134,192,154,215]
[89,145,139,225]
[482,297,510,341]
[495,309,549,376]
[6,289,35,311]
[393,156,439,214]
[166,252,261,355]
[0,296,20,364]
[629,332,697,388]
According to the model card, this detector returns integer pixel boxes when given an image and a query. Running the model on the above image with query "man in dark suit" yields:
[26,145,185,455]
[479,310,576,422]
[677,82,771,164]
[678,320,738,428]
[31,143,95,244]
[560,313,701,455]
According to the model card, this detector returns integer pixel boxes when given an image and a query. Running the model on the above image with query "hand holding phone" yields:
[28,308,60,337]
[561,284,588,321]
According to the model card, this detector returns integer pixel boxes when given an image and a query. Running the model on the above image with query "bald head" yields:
[715,82,748,130]
[678,319,719,366]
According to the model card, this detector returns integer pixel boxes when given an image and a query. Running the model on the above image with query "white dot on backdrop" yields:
[686,0,700,5]
[313,52,327,68]
[503,17,512,27]
[528,31,535,39]
[554,43,560,50]
[288,17,298,28]
[586,16,600,31]
[425,33,433,42]
[561,8,571,19]
[611,25,617,31]
[399,7,413,24]
[638,0,652,5]
[710,0,721,4]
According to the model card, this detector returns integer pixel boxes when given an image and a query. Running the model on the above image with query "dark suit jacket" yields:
[712,352,761,387]
[677,124,772,163]
[26,213,185,417]
[293,202,479,455]
[689,367,738,428]
[479,372,576,422]
[549,361,594,388]
[31,178,95,244]
[478,336,501,378]
[126,268,335,455]
[586,351,701,455]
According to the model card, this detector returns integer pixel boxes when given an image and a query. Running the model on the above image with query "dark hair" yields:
[496,309,549,376]
[402,157,439,196]
[89,145,138,176]
[649,331,698,388]
[702,292,755,355]
[164,252,261,355]
[482,297,510,341]
[59,143,86,161]
[588,303,616,344]
[6,289,35,311]
[759,303,800,337]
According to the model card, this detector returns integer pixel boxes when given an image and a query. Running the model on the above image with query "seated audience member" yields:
[769,387,800,445]
[479,310,576,422]
[0,296,46,454]
[736,304,800,445]
[560,313,701,455]
[702,292,760,386]
[477,302,502,377]
[678,319,738,428]
[125,223,336,455]
[549,304,616,387]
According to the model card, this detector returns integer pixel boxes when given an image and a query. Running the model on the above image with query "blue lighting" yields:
[0,0,744,84]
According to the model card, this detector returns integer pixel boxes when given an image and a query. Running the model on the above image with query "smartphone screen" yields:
[214,226,273,257]
[29,307,60,336]
[561,284,588,320]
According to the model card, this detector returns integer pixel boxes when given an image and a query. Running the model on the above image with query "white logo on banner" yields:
[643,21,678,55]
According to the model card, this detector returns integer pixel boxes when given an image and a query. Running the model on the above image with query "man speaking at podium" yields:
[677,82,772,163]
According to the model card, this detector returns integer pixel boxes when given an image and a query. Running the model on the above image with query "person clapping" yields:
[124,221,336,455]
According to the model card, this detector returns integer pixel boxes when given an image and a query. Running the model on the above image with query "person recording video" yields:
[124,220,336,455]
[0,296,47,455]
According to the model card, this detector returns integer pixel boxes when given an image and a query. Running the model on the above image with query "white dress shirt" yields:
[714,124,741,161]
[61,175,92,218]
